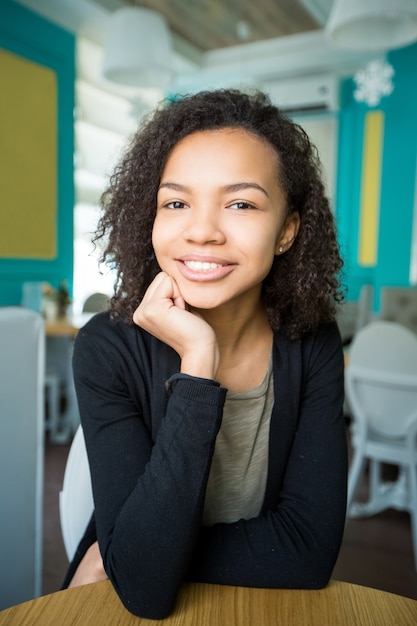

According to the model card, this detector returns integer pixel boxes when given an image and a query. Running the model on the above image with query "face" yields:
[152,128,299,313]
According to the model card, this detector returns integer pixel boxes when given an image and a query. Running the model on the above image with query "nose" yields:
[182,206,226,245]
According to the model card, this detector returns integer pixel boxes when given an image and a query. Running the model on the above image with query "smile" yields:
[176,258,235,282]
[184,261,224,271]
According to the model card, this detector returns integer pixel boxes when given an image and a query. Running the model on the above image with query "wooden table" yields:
[45,313,93,338]
[1,580,416,625]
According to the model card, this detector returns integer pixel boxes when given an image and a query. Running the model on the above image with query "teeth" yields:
[184,261,222,271]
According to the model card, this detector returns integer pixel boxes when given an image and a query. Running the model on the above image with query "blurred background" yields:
[2,0,416,317]
[1,0,417,612]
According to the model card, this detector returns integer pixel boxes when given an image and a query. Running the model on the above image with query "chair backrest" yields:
[59,425,94,561]
[82,292,110,313]
[0,307,44,607]
[336,283,374,344]
[346,321,417,438]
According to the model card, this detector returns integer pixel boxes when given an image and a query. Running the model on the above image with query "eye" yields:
[228,200,258,210]
[163,200,188,210]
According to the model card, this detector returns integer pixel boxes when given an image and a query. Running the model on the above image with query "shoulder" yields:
[76,311,137,344]
[273,321,343,381]
[74,312,140,360]
[76,311,162,350]
[274,321,342,356]
[74,312,179,376]
[301,321,342,355]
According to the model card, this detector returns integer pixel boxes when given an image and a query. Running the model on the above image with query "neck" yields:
[190,299,273,394]
[192,300,270,351]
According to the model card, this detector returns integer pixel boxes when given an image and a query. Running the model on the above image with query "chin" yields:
[184,297,224,311]
[182,290,228,311]
[179,281,254,313]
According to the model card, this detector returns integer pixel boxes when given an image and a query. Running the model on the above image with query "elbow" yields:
[105,555,180,619]
[299,568,332,590]
[279,564,332,592]
[121,596,176,620]
[294,546,339,590]
[110,577,178,619]
[263,540,339,590]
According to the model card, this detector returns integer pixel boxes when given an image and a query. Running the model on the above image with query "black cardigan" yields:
[66,312,347,619]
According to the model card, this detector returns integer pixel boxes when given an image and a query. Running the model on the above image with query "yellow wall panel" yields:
[0,48,57,259]
[358,110,384,266]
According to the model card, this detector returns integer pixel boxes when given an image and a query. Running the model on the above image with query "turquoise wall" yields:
[0,0,75,306]
[377,44,417,299]
[336,42,417,308]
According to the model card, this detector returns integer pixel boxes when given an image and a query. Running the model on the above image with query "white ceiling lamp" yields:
[103,7,173,88]
[325,0,417,107]
[325,0,417,51]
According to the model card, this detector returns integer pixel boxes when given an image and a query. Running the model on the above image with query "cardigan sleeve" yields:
[72,316,226,619]
[187,322,348,590]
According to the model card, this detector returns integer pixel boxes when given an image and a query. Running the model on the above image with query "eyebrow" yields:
[221,182,269,197]
[158,181,269,197]
[158,182,189,193]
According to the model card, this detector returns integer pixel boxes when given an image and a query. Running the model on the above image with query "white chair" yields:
[21,282,63,442]
[379,286,417,335]
[59,425,94,561]
[0,307,44,608]
[345,321,417,569]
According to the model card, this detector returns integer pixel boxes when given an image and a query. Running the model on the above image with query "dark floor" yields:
[42,428,417,601]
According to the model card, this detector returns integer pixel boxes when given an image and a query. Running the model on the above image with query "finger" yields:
[143,271,168,301]
[133,273,175,326]
[169,277,186,310]
[173,295,186,310]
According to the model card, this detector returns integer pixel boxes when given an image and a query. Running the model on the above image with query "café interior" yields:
[1,0,417,616]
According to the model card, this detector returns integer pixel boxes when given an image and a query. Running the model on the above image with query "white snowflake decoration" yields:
[353,60,395,107]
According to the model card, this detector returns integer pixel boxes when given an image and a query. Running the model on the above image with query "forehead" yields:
[163,128,279,175]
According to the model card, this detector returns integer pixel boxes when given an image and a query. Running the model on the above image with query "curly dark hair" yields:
[96,88,344,339]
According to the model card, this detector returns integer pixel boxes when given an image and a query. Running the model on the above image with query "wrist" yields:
[180,357,217,381]
[180,344,219,380]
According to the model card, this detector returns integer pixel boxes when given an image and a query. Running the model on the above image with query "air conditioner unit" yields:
[263,74,339,113]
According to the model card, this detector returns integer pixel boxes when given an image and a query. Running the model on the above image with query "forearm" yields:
[188,473,346,590]
[86,375,226,619]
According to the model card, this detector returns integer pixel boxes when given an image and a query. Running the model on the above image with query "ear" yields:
[275,211,300,255]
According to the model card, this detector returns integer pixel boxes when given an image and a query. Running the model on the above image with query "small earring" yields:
[278,246,283,253]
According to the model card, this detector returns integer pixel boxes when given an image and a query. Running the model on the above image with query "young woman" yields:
[64,89,347,619]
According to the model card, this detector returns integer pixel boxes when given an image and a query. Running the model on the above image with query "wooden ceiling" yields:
[125,0,322,52]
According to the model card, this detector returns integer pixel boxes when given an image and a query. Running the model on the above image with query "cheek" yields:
[151,219,164,253]
[151,226,157,251]
[151,220,174,275]
[151,228,163,271]
[248,224,282,258]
